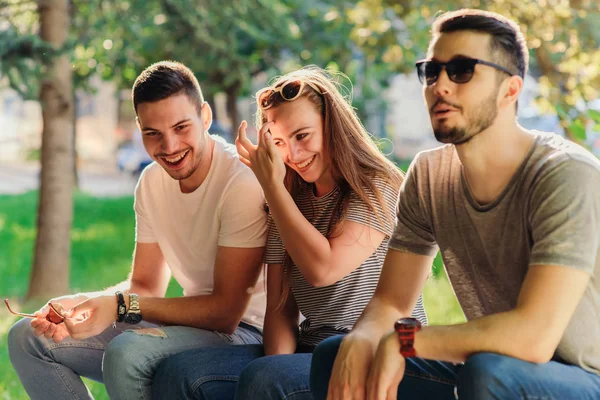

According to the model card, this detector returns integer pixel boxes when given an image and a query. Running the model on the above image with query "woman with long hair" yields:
[151,66,427,399]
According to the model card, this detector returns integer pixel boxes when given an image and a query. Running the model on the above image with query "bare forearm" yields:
[265,185,332,281]
[81,280,131,298]
[263,313,298,355]
[416,310,552,364]
[82,281,162,300]
[352,296,413,345]
[137,295,243,333]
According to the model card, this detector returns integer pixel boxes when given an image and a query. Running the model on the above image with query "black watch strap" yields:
[115,291,126,322]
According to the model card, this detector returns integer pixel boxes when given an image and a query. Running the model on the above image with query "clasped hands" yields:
[327,331,407,400]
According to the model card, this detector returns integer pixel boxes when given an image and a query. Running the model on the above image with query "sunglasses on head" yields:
[256,79,324,110]
[5,299,66,324]
[416,57,515,86]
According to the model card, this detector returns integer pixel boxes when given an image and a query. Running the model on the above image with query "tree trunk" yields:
[27,0,74,301]
[225,85,240,133]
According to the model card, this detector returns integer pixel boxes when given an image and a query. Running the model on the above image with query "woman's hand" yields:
[236,120,286,192]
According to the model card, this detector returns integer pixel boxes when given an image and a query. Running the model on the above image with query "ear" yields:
[200,102,213,132]
[499,75,523,110]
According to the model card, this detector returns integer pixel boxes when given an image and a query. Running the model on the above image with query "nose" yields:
[431,68,454,97]
[288,142,304,163]
[161,133,179,154]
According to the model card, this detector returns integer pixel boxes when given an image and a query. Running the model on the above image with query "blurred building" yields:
[0,76,120,170]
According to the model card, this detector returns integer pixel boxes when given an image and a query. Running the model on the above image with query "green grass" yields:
[0,191,464,399]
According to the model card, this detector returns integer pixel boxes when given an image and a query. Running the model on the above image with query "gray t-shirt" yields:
[389,131,600,374]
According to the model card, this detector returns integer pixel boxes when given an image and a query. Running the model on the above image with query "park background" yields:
[1,0,599,398]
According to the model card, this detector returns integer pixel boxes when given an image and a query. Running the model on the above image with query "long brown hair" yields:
[256,66,403,306]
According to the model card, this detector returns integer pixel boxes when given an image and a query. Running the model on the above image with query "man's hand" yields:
[30,294,89,343]
[63,295,118,339]
[327,332,377,400]
[366,331,406,400]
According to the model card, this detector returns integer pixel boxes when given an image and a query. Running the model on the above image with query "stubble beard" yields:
[433,89,499,145]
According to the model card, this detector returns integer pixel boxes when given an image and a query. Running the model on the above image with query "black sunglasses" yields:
[416,57,515,85]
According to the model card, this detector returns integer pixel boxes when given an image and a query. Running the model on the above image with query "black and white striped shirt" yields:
[265,178,428,347]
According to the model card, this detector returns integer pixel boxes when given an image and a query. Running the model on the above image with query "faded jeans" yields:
[310,335,600,400]
[7,317,262,400]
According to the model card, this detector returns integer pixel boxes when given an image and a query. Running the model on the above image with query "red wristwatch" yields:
[394,317,422,358]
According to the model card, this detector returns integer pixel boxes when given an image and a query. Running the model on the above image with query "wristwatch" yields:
[394,317,422,358]
[115,291,126,322]
[124,293,143,324]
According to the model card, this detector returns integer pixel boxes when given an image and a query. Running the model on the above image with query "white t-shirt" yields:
[134,136,267,330]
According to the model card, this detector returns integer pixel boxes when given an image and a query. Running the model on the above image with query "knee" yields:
[310,335,345,400]
[152,355,194,399]
[237,358,276,399]
[7,318,37,362]
[457,353,516,400]
[103,331,148,380]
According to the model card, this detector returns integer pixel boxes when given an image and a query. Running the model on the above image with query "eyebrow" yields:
[430,54,474,62]
[141,119,191,133]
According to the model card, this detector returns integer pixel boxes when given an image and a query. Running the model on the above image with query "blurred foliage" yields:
[346,0,600,140]
[0,0,599,137]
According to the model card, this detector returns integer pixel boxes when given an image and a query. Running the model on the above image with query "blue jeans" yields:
[311,335,600,400]
[152,344,315,399]
[7,317,262,400]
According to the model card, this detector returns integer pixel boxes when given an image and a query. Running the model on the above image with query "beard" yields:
[433,89,499,145]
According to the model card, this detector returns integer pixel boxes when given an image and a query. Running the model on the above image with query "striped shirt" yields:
[266,178,428,347]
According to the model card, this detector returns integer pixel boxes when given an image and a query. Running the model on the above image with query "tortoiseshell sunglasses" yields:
[4,299,66,324]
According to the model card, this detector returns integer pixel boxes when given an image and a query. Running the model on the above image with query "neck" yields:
[456,118,534,204]
[179,135,214,193]
[314,167,337,197]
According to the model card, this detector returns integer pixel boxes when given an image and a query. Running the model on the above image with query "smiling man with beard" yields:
[311,9,600,400]
[8,61,268,400]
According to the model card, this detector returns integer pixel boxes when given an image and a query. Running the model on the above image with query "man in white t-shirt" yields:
[8,61,268,400]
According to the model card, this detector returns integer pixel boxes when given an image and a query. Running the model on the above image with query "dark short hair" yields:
[132,61,204,115]
[431,9,529,79]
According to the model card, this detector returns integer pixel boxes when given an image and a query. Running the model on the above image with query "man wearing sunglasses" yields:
[8,61,268,400]
[311,8,600,400]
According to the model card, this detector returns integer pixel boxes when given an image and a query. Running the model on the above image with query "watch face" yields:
[394,318,422,332]
[124,313,143,324]
[118,305,127,315]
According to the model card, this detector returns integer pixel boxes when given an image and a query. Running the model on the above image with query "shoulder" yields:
[210,136,260,187]
[532,131,600,169]
[135,161,164,195]
[403,144,457,186]
[528,131,600,186]
[412,144,456,168]
[211,137,264,204]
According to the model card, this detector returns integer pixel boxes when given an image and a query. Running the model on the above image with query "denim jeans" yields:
[7,317,262,400]
[152,344,315,399]
[310,335,600,400]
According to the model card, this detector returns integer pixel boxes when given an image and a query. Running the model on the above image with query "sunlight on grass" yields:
[10,224,36,241]
[71,223,119,242]
[423,272,466,326]
[0,315,17,340]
